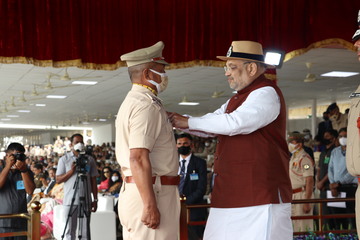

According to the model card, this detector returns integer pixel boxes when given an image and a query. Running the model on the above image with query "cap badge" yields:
[152,57,165,62]
[226,46,233,57]
[303,164,310,170]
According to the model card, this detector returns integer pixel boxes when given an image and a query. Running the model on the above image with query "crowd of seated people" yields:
[2,112,354,239]
[0,138,121,239]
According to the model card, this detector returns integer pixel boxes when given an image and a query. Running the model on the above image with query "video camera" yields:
[13,152,26,162]
[75,153,88,174]
[73,143,88,174]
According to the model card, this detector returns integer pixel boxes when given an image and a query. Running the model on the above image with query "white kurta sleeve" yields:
[188,86,280,136]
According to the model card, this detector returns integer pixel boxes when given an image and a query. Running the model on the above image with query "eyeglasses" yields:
[103,171,110,173]
[223,62,252,72]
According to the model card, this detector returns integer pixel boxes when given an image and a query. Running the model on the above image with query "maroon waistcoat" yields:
[211,74,292,208]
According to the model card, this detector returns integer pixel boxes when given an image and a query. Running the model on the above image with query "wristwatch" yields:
[93,199,98,202]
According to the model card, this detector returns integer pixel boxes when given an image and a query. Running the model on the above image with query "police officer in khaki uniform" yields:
[346,9,360,235]
[288,132,315,232]
[116,41,180,240]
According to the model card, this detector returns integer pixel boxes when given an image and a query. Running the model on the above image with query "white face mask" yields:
[111,176,119,182]
[73,142,85,152]
[288,143,299,154]
[148,69,168,93]
[339,137,347,146]
[330,114,338,121]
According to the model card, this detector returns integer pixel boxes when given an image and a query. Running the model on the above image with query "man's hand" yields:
[303,203,311,213]
[167,112,189,129]
[330,183,339,197]
[316,181,324,191]
[5,154,16,169]
[14,160,27,172]
[141,204,160,229]
[91,201,97,212]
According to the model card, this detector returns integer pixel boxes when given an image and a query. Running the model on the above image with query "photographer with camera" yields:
[56,133,99,240]
[0,142,35,239]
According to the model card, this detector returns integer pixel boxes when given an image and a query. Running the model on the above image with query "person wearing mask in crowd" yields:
[116,41,180,239]
[107,170,122,195]
[169,40,293,239]
[316,129,338,229]
[56,133,99,240]
[346,9,360,235]
[177,133,207,240]
[0,143,35,239]
[33,163,44,189]
[195,138,216,159]
[327,103,348,132]
[288,133,315,232]
[293,130,315,161]
[328,128,356,229]
[98,166,113,192]
[316,111,333,144]
[43,167,57,196]
[303,129,316,149]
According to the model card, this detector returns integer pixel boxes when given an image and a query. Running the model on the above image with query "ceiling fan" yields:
[44,75,74,90]
[303,62,328,83]
[49,68,102,81]
[211,90,225,98]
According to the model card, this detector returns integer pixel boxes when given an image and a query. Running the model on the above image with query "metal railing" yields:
[0,201,41,240]
[179,197,357,240]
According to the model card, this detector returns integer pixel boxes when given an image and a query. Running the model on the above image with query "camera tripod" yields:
[61,171,91,240]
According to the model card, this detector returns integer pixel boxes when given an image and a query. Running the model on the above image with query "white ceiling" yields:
[0,46,358,136]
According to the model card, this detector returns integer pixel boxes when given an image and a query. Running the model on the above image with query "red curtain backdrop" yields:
[0,0,359,69]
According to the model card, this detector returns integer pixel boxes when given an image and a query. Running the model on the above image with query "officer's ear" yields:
[142,68,155,81]
[142,68,149,80]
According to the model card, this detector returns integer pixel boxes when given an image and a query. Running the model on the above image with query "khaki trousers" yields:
[118,181,180,240]
[292,191,314,232]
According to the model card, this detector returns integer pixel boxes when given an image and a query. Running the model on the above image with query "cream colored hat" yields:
[217,40,269,64]
[121,41,169,67]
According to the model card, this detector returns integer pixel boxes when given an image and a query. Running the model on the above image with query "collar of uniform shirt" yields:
[133,83,157,95]
[178,153,192,175]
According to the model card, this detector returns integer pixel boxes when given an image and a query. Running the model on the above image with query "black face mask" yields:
[323,138,332,145]
[178,146,191,155]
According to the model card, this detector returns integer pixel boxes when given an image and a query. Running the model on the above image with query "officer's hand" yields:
[91,201,97,212]
[167,112,189,129]
[141,205,160,229]
[303,203,311,213]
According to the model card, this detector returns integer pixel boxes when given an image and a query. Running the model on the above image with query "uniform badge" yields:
[303,164,310,170]
[145,93,163,107]
[226,46,233,57]
[349,92,360,99]
[151,96,162,107]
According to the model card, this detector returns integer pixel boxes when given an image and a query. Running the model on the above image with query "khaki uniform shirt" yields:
[346,85,360,176]
[115,84,178,177]
[289,148,314,189]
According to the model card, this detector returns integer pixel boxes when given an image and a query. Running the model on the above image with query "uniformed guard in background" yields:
[345,9,360,235]
[116,41,180,240]
[288,133,315,232]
